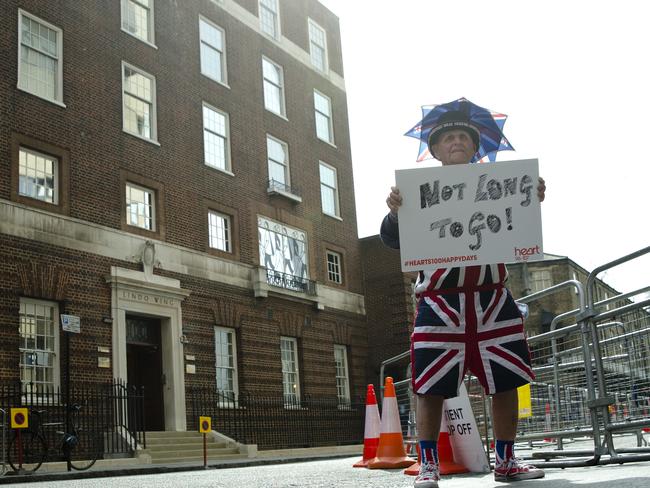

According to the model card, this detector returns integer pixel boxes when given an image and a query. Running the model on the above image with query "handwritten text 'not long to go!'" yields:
[420,174,534,251]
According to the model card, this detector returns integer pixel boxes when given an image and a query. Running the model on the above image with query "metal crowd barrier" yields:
[380,245,650,469]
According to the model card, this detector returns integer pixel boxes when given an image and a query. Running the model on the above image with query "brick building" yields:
[1,0,366,436]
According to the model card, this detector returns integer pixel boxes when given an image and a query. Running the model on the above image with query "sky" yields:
[319,0,650,298]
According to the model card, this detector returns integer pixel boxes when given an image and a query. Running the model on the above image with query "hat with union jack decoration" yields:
[426,110,480,156]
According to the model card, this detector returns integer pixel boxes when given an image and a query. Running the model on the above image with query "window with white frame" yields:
[122,62,157,141]
[199,17,227,85]
[314,90,333,144]
[259,0,279,39]
[319,161,339,217]
[121,0,155,44]
[214,326,238,400]
[333,344,350,405]
[326,250,342,284]
[258,216,308,285]
[203,103,231,171]
[280,336,300,405]
[530,269,552,293]
[308,19,327,72]
[19,298,60,394]
[262,57,285,116]
[126,182,155,230]
[18,10,64,104]
[267,135,289,191]
[208,211,231,252]
[18,147,58,204]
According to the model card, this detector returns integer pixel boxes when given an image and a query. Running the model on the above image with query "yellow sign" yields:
[199,416,212,433]
[11,408,29,429]
[517,384,532,419]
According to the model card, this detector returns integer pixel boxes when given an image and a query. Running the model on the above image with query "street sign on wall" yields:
[60,314,80,333]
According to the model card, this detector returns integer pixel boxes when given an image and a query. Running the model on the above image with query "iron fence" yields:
[186,387,364,450]
[0,379,146,463]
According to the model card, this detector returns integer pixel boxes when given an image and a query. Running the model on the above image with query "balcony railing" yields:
[266,269,316,296]
[267,179,302,202]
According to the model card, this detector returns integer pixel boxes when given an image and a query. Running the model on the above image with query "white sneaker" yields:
[494,457,545,481]
[414,461,440,488]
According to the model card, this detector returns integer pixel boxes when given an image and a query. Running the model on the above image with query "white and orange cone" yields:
[367,377,415,469]
[353,384,381,467]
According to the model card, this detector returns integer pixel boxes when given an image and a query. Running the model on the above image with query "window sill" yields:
[323,212,342,221]
[123,129,161,146]
[205,164,235,177]
[121,28,158,49]
[267,187,302,203]
[17,87,66,108]
[317,136,337,149]
[201,73,230,90]
[265,109,288,121]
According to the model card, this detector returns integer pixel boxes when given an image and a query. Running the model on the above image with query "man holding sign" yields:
[382,108,546,487]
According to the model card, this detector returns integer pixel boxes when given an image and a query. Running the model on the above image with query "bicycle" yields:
[7,404,102,473]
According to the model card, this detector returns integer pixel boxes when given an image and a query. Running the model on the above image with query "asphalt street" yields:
[2,455,650,488]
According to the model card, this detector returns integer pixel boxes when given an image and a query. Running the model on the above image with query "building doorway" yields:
[126,315,165,431]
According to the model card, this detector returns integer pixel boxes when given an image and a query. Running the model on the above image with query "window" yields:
[258,216,308,282]
[19,298,60,394]
[121,0,155,45]
[199,17,227,85]
[126,182,155,230]
[203,103,231,172]
[308,19,327,72]
[530,270,552,293]
[18,147,58,204]
[17,10,64,105]
[215,326,238,400]
[314,90,334,144]
[334,345,350,406]
[122,62,157,142]
[259,0,279,39]
[281,337,300,405]
[262,57,285,116]
[327,250,342,284]
[208,211,231,252]
[319,161,340,217]
[267,135,289,190]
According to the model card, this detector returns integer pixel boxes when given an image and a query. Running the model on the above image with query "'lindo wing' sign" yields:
[395,159,543,272]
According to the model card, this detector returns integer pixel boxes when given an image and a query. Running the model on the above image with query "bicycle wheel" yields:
[7,431,47,473]
[66,428,102,471]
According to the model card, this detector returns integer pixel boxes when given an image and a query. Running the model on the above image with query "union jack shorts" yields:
[411,285,534,398]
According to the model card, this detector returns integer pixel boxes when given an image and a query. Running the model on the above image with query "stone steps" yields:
[142,431,247,464]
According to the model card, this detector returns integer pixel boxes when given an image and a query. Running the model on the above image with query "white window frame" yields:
[530,269,552,293]
[199,16,228,86]
[126,181,156,231]
[121,61,158,144]
[208,210,231,253]
[280,336,300,406]
[326,250,343,284]
[202,102,232,174]
[314,90,334,145]
[262,56,286,117]
[334,344,351,406]
[18,146,59,205]
[121,0,156,47]
[308,18,328,73]
[214,326,238,400]
[17,9,65,107]
[259,0,280,40]
[19,298,60,395]
[266,135,290,190]
[319,161,340,218]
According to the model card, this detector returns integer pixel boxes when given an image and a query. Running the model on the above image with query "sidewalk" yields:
[0,444,363,484]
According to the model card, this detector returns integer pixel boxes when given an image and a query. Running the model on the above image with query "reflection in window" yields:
[19,298,58,394]
[18,147,57,204]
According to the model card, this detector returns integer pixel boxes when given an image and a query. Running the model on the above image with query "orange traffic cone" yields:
[367,377,415,469]
[353,384,381,467]
[438,431,468,474]
[404,443,421,475]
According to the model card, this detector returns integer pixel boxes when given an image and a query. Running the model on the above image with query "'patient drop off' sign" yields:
[395,159,543,272]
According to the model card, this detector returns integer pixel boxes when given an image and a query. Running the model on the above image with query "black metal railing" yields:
[267,178,301,198]
[186,387,364,450]
[0,379,146,462]
[266,269,317,295]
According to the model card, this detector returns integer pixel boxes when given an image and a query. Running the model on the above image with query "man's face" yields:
[430,129,477,166]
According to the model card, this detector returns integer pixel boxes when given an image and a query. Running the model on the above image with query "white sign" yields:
[395,159,543,272]
[60,314,81,334]
[441,383,490,473]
